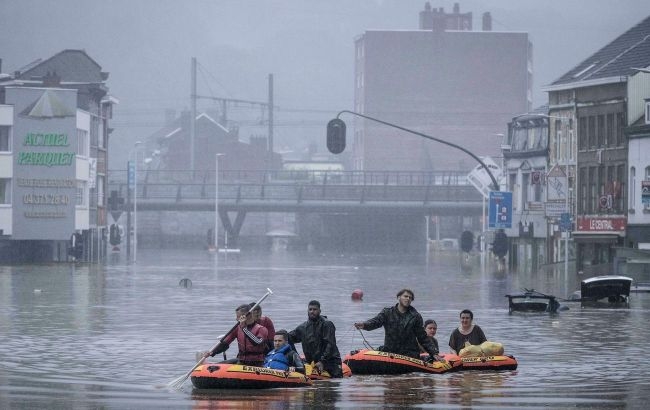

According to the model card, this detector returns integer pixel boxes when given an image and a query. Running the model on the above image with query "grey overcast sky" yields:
[1,0,649,163]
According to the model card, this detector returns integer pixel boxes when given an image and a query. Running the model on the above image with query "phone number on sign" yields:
[23,193,70,205]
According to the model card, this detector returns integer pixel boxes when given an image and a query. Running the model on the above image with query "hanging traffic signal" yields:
[326,118,346,154]
[460,230,474,253]
[492,230,508,258]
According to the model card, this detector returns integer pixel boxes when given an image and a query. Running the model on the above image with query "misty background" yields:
[2,0,649,167]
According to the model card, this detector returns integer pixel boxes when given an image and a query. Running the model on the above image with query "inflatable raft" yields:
[304,362,353,380]
[344,349,462,375]
[438,353,518,371]
[191,363,312,389]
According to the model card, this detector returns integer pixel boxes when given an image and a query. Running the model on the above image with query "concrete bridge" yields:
[107,169,483,250]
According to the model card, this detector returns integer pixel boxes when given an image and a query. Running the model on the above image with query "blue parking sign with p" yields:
[489,191,512,229]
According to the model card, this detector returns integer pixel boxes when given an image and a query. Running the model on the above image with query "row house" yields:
[0,50,115,262]
[542,15,650,276]
[501,107,550,271]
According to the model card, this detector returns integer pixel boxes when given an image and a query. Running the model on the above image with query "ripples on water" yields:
[1,250,649,409]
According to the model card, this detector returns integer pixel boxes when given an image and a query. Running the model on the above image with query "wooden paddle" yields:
[168,287,273,389]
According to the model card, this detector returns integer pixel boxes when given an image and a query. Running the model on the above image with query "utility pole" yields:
[190,57,197,171]
[268,73,274,167]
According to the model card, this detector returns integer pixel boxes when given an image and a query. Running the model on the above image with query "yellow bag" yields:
[480,341,504,356]
[458,343,483,357]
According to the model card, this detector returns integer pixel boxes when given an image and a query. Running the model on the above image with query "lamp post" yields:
[131,141,142,263]
[327,110,500,191]
[214,153,224,252]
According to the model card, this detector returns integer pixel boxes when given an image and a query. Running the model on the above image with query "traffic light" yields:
[492,230,508,258]
[326,118,346,154]
[460,230,474,253]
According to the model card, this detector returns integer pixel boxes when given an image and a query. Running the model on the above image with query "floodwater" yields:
[1,249,648,409]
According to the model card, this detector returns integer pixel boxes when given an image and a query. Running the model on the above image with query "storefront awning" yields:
[572,233,620,243]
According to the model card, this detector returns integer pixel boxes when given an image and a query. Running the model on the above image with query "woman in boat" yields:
[354,289,438,360]
[448,309,487,355]
[263,330,305,374]
[421,319,440,354]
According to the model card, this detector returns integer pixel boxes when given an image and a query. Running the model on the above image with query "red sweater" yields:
[223,323,269,363]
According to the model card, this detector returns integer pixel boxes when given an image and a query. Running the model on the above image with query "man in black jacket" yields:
[288,300,343,377]
[354,288,439,360]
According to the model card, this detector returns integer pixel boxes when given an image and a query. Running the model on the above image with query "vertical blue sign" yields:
[489,191,512,229]
[128,161,135,189]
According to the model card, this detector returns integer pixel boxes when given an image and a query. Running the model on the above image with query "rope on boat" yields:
[357,328,375,350]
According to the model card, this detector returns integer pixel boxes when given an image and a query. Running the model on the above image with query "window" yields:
[97,176,105,206]
[606,113,614,147]
[77,129,88,157]
[589,167,596,214]
[0,125,10,151]
[0,178,10,204]
[645,166,650,210]
[630,167,636,210]
[578,117,587,150]
[522,173,530,209]
[616,112,625,146]
[76,181,87,206]
[588,116,596,149]
[579,168,587,214]
[597,115,605,147]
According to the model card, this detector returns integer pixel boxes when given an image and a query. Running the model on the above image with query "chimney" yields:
[482,12,492,31]
[43,71,62,87]
[419,2,434,30]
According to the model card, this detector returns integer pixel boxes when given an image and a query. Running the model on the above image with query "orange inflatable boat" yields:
[344,349,462,375]
[191,363,312,389]
[437,353,518,371]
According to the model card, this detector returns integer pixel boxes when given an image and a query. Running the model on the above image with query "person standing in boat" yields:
[354,289,438,361]
[419,319,440,359]
[288,300,343,378]
[448,309,487,355]
[206,304,269,366]
[263,329,305,374]
[249,302,275,353]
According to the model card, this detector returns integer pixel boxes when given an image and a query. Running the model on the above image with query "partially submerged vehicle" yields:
[577,275,633,306]
[505,289,560,313]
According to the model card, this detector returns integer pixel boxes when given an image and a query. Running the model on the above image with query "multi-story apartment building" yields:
[0,50,115,262]
[353,3,531,172]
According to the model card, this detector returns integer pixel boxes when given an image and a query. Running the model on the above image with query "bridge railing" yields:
[108,169,470,186]
[107,180,479,204]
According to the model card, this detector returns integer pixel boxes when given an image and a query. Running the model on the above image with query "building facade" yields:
[543,15,650,276]
[353,3,531,172]
[0,50,115,262]
[502,108,549,271]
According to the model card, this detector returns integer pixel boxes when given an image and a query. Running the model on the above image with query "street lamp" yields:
[214,153,224,252]
[131,141,142,263]
[327,110,500,191]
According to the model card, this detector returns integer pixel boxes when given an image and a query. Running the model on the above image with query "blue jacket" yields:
[263,344,305,373]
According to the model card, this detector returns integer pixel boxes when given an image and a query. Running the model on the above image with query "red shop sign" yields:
[576,216,627,232]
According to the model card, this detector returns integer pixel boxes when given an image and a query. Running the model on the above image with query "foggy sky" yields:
[2,0,649,166]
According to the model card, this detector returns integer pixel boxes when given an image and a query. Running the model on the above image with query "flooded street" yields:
[1,249,649,409]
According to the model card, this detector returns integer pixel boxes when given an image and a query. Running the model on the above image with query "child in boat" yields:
[263,330,305,374]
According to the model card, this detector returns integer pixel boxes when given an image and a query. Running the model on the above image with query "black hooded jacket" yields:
[288,315,341,366]
[362,304,438,359]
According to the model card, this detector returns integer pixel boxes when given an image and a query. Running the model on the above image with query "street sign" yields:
[467,157,502,199]
[560,212,572,232]
[642,181,650,205]
[489,191,512,229]
[128,161,135,189]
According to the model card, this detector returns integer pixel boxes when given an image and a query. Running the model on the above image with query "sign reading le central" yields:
[489,191,512,229]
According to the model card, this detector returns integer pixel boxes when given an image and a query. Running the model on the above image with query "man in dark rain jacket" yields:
[354,288,439,360]
[288,300,343,377]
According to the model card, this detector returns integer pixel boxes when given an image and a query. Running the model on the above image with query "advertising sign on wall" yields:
[8,87,78,240]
